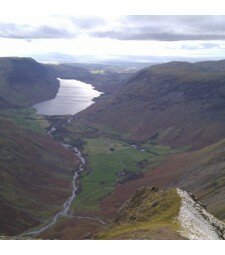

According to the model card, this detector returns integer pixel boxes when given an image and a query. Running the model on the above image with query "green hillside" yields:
[0,57,59,106]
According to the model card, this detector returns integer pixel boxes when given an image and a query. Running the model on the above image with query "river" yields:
[20,116,106,237]
[20,79,105,237]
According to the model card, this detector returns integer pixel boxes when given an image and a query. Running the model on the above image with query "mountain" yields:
[45,63,92,81]
[70,59,225,232]
[2,57,225,239]
[95,187,225,240]
[0,57,79,236]
[80,60,225,149]
[0,57,59,107]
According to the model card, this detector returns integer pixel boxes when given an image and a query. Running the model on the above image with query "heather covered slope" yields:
[155,138,225,221]
[96,187,225,240]
[81,60,225,149]
[0,57,59,106]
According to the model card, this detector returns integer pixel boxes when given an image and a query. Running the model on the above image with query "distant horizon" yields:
[2,54,225,65]
[1,16,225,63]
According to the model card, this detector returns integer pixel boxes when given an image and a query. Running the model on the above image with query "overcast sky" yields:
[1,15,225,62]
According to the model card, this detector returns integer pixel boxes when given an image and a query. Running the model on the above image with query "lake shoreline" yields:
[33,78,102,116]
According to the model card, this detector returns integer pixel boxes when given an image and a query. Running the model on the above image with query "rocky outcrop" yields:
[177,188,225,240]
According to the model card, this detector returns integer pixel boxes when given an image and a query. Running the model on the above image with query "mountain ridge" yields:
[95,187,225,240]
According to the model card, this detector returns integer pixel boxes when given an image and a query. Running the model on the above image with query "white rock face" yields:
[177,188,225,240]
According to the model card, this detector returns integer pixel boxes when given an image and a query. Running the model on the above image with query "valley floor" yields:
[1,108,225,240]
[38,113,225,239]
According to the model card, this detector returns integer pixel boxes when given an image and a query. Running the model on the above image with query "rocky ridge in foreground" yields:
[95,187,225,240]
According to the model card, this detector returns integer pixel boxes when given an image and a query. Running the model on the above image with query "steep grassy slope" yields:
[0,111,77,236]
[0,57,82,236]
[0,57,59,106]
[156,139,225,221]
[0,108,49,133]
[96,187,183,239]
[80,60,225,149]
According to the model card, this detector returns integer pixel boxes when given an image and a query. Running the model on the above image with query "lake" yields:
[33,78,102,115]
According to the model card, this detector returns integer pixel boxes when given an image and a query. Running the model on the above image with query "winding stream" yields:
[20,117,105,237]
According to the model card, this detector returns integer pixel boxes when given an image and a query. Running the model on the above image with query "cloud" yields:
[0,16,105,39]
[200,42,221,49]
[91,16,225,41]
[70,16,105,29]
[92,30,225,41]
[181,44,201,50]
[1,15,225,43]
[0,23,74,39]
[181,42,222,51]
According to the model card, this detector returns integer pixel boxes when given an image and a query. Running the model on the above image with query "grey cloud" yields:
[92,30,225,41]
[30,26,74,39]
[92,16,225,41]
[0,23,74,39]
[123,15,225,33]
[2,16,225,41]
[0,16,105,39]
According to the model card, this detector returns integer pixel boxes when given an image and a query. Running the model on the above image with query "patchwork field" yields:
[52,119,184,214]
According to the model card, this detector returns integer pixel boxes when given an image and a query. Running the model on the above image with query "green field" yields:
[72,135,181,212]
[0,108,49,133]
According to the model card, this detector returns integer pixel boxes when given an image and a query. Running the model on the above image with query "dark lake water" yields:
[33,79,102,115]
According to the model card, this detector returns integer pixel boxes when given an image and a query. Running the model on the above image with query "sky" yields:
[1,15,225,63]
